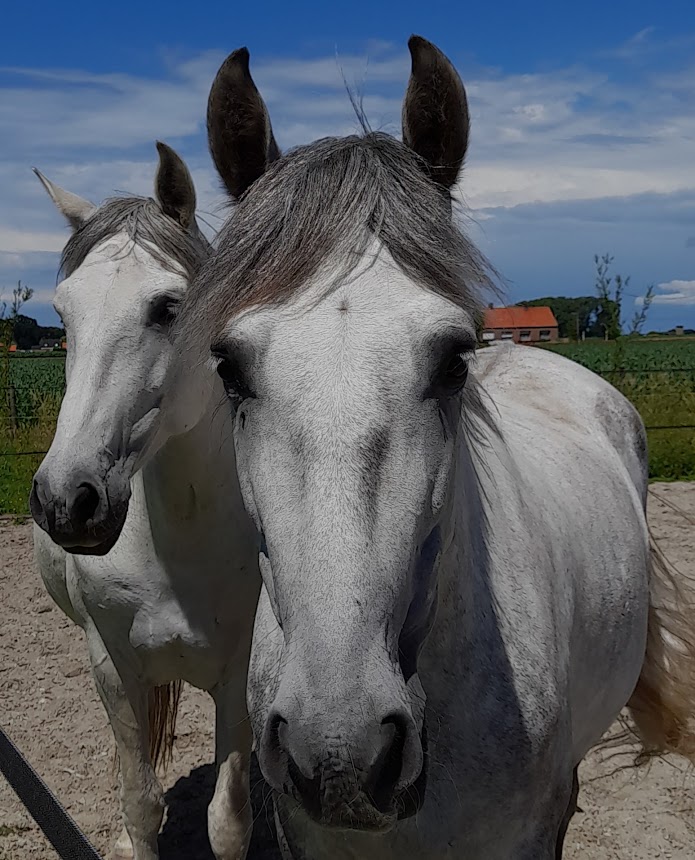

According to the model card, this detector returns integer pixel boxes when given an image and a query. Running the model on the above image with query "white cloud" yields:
[0,228,65,254]
[652,279,695,305]
[3,34,695,326]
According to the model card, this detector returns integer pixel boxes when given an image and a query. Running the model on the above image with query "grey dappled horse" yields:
[183,36,695,860]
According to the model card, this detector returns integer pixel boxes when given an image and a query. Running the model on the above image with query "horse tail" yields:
[148,681,183,772]
[628,533,695,762]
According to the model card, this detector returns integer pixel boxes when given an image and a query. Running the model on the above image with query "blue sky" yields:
[2,0,695,331]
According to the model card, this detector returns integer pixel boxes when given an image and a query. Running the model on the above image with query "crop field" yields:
[543,337,695,372]
[1,340,694,514]
[0,354,64,514]
[4,354,65,423]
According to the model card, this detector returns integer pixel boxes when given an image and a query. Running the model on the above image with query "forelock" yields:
[181,132,499,351]
[60,196,210,283]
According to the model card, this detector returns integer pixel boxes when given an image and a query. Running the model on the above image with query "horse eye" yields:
[440,353,469,392]
[148,295,179,328]
[215,357,254,402]
[216,359,238,386]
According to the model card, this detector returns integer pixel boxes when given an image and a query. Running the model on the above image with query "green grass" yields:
[1,355,62,514]
[0,427,54,515]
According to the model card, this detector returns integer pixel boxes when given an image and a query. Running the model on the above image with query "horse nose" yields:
[30,469,108,544]
[260,705,422,817]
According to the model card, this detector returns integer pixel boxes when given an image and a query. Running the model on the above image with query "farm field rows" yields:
[543,337,695,371]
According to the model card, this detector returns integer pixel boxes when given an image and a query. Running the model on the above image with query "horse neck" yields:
[137,382,248,536]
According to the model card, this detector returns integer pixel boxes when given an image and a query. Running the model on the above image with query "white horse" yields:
[180,38,695,858]
[31,143,260,860]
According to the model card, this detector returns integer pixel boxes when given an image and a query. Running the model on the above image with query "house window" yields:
[500,330,514,340]
[482,331,495,341]
[519,330,531,342]
[539,329,551,341]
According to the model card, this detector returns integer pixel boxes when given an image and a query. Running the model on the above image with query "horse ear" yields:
[401,35,470,189]
[32,168,96,230]
[207,47,280,200]
[154,141,197,230]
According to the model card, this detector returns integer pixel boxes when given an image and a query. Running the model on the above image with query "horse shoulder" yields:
[476,343,647,496]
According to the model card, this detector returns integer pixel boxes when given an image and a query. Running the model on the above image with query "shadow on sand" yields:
[158,757,281,859]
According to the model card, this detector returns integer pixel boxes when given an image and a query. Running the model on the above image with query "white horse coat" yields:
[32,145,259,860]
[182,38,695,859]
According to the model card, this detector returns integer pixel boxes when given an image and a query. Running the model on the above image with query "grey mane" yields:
[184,132,497,346]
[60,196,210,281]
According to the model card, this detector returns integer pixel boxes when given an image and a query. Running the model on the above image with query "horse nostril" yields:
[287,750,322,818]
[29,479,48,528]
[261,711,322,817]
[368,713,412,811]
[69,482,101,525]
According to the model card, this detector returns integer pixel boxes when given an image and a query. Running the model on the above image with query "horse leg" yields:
[207,676,254,860]
[86,628,163,860]
[513,769,578,860]
[554,766,580,859]
[113,826,135,859]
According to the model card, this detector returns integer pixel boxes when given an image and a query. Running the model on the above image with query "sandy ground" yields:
[0,482,693,859]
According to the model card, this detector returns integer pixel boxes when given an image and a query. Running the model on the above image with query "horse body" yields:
[246,312,650,860]
[184,37,695,859]
[31,146,259,860]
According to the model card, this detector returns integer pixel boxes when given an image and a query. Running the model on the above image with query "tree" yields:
[628,284,655,336]
[1,281,34,431]
[12,315,65,351]
[517,296,601,340]
[1,281,34,318]
[594,254,622,340]
[593,254,654,338]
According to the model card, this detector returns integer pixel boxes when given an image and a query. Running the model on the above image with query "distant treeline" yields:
[7,314,65,351]
[516,296,619,340]
[517,296,691,340]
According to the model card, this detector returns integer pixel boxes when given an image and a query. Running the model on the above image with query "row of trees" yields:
[1,282,64,350]
[0,284,34,432]
[517,254,656,340]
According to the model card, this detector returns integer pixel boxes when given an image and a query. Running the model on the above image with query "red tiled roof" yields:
[483,306,558,330]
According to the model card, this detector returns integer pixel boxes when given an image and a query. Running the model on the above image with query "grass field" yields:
[1,354,64,514]
[1,341,694,514]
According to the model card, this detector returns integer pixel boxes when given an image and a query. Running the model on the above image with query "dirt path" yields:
[1,483,693,859]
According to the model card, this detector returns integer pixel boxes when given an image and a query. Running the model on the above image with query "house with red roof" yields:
[482,305,559,345]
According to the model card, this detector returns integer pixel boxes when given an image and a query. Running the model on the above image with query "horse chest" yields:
[70,538,258,688]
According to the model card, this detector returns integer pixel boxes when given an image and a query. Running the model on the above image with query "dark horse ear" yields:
[154,141,197,230]
[402,35,470,189]
[207,47,280,200]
